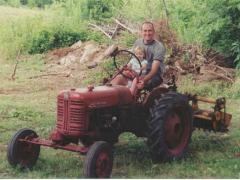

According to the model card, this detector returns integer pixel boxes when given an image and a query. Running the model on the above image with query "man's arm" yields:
[143,60,160,84]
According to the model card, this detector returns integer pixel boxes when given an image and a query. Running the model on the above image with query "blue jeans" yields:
[145,76,163,91]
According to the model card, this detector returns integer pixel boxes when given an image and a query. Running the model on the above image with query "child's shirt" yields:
[128,58,147,74]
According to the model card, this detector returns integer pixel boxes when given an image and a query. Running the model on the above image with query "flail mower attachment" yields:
[188,94,232,132]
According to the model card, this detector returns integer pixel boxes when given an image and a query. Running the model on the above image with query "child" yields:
[128,46,147,75]
[127,46,147,87]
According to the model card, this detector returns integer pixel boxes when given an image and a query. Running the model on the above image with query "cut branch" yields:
[88,23,112,39]
[205,70,234,83]
[111,24,120,39]
[208,64,234,78]
[10,50,21,80]
[29,72,71,79]
[113,18,136,34]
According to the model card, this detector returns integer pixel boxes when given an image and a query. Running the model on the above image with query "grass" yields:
[0,5,107,61]
[0,54,240,178]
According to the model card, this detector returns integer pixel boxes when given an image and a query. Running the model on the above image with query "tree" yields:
[81,0,123,21]
[206,0,240,67]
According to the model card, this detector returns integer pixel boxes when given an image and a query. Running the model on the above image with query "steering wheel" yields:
[113,49,142,80]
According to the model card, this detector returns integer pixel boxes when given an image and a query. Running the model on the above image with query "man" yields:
[111,21,166,90]
[134,21,166,90]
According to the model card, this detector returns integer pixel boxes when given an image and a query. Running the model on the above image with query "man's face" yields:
[141,23,155,43]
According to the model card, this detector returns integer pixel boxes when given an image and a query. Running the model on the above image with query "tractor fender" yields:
[143,86,169,108]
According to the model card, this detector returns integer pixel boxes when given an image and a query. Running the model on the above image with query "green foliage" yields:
[28,26,106,54]
[29,29,88,54]
[0,6,107,59]
[2,0,53,7]
[101,58,116,76]
[205,0,240,67]
[26,0,53,8]
[178,72,240,99]
[29,30,53,54]
[0,0,6,5]
[86,31,107,43]
[118,31,138,48]
[81,0,123,21]
[4,0,21,6]
[231,42,240,69]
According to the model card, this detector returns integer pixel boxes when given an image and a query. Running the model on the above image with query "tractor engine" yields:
[50,85,133,142]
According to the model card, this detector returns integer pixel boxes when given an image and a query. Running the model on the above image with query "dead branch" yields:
[11,50,21,80]
[111,24,120,39]
[162,0,169,26]
[113,18,136,34]
[208,64,234,78]
[205,70,234,83]
[29,72,71,79]
[89,23,112,39]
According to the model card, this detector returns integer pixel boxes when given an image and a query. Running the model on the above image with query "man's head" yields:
[141,21,155,44]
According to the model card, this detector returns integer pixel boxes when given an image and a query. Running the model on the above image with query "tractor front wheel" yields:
[147,92,193,162]
[7,128,40,169]
[84,141,113,178]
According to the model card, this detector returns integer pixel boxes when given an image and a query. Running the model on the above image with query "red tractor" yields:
[7,49,232,178]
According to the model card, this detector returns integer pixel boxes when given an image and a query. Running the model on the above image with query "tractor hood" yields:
[58,85,133,108]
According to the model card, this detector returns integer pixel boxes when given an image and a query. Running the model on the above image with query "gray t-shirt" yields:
[133,38,166,83]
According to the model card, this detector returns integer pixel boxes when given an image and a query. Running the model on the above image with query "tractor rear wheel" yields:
[84,141,113,178]
[7,128,40,169]
[147,92,193,162]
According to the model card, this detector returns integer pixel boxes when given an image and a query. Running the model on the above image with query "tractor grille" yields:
[57,96,88,137]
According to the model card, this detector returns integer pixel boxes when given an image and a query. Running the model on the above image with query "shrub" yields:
[81,0,123,21]
[206,0,240,67]
[231,42,240,69]
[28,29,89,54]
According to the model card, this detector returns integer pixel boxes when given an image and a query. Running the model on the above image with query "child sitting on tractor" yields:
[126,46,147,87]
[128,46,147,75]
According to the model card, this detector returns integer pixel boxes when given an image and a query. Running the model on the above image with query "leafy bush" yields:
[81,0,123,21]
[231,42,240,68]
[28,27,107,54]
[27,0,53,8]
[206,0,240,67]
[28,29,88,54]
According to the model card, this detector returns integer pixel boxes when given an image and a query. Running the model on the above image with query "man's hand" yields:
[143,60,161,84]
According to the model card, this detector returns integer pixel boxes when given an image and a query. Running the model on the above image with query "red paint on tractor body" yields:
[55,85,133,138]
